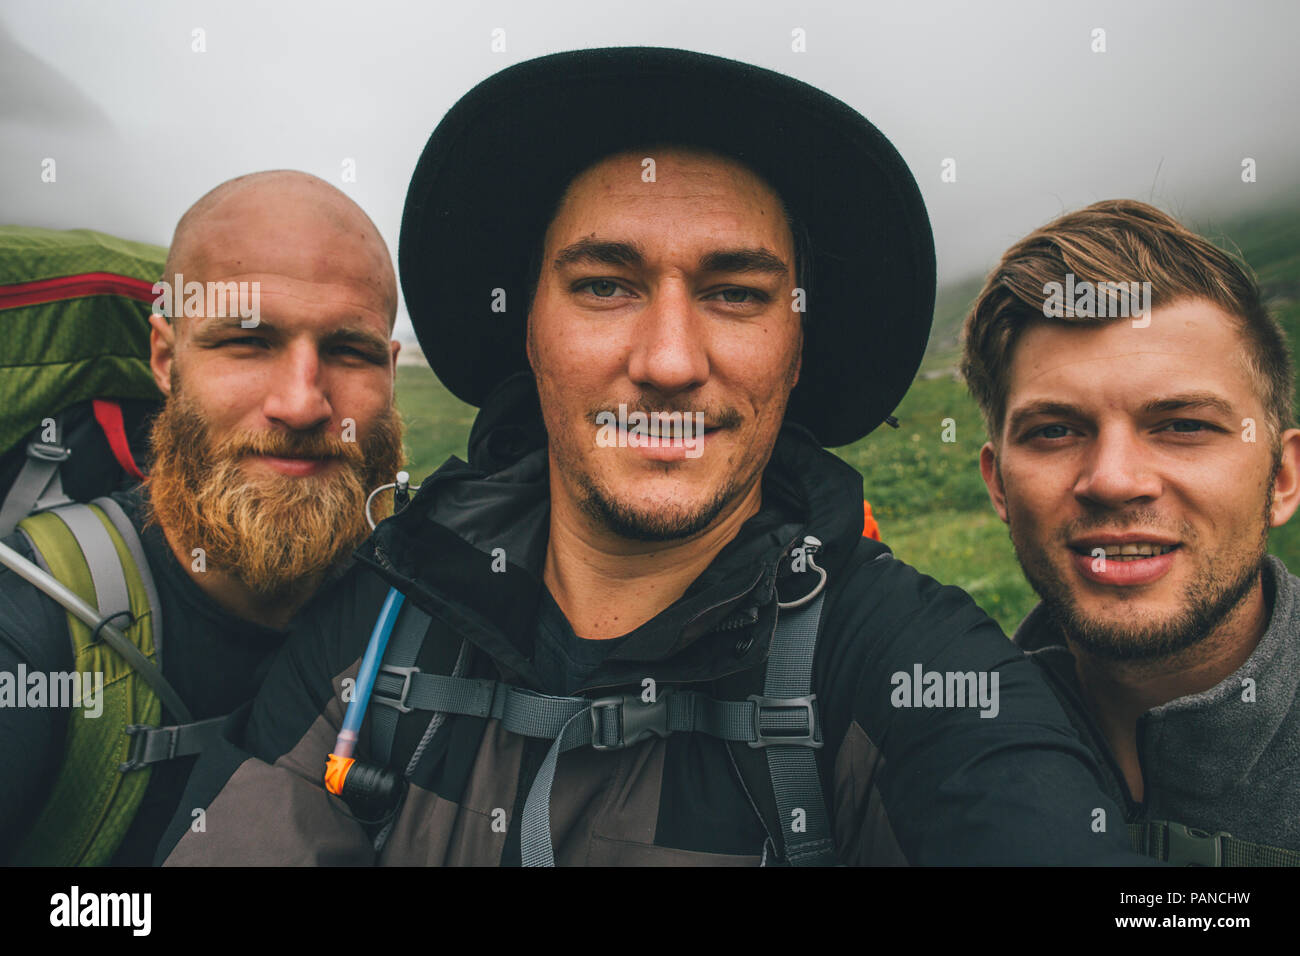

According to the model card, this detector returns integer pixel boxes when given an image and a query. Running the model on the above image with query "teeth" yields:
[1096,543,1174,560]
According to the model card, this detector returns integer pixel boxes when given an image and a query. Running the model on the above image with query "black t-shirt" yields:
[0,488,295,864]
[531,587,628,696]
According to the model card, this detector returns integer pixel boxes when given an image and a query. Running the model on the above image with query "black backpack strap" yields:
[366,600,470,854]
[717,667,785,863]
[368,600,474,771]
[755,587,834,865]
[351,543,834,866]
[119,716,227,771]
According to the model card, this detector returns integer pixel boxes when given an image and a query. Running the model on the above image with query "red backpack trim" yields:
[92,399,146,481]
[0,272,156,310]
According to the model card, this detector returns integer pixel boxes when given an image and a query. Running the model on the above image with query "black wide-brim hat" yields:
[400,46,935,448]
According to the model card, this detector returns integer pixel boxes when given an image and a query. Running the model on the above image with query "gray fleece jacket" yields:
[1014,554,1300,861]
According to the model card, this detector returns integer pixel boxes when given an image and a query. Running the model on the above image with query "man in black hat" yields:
[157,48,1146,865]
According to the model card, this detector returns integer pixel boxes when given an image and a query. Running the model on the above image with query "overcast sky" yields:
[3,0,1296,341]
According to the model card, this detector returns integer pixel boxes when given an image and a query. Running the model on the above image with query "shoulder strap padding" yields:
[719,592,835,866]
[92,495,164,670]
[9,503,160,866]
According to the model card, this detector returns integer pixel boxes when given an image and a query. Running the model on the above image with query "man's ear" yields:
[149,313,175,396]
[979,440,1009,524]
[1269,427,1300,527]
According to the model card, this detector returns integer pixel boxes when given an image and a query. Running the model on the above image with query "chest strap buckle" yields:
[589,689,672,751]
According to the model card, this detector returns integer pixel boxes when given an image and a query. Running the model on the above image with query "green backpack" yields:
[0,225,163,469]
[0,226,219,866]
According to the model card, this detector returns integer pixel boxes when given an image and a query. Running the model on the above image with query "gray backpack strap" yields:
[361,547,834,866]
[369,601,433,765]
[92,499,225,761]
[47,504,131,626]
[1130,820,1300,867]
[26,502,194,725]
[516,582,832,866]
[361,631,830,864]
[90,497,218,771]
[0,415,74,536]
[513,591,832,866]
[92,496,165,671]
[758,588,834,865]
[365,655,794,863]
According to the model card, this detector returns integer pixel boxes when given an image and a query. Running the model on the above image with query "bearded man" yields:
[0,169,405,864]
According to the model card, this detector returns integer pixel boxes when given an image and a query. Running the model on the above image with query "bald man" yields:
[0,170,405,865]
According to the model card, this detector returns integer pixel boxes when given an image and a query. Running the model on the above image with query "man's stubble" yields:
[1005,470,1272,662]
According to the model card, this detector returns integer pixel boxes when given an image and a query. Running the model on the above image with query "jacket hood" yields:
[465,372,547,474]
[356,380,868,690]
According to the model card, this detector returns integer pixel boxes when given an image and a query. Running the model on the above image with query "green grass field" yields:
[394,206,1300,636]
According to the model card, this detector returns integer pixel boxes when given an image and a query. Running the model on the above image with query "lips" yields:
[613,423,720,439]
[251,454,333,477]
[1068,535,1182,586]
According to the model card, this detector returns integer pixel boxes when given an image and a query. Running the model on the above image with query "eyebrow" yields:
[1140,392,1236,418]
[189,316,271,341]
[320,326,391,355]
[1006,401,1086,436]
[1006,392,1237,435]
[553,239,644,270]
[698,248,788,277]
[191,316,389,354]
[552,239,789,277]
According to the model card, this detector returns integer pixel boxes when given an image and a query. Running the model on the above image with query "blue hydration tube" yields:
[332,587,405,759]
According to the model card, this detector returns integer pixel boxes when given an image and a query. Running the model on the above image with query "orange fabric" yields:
[862,500,880,540]
[324,754,354,796]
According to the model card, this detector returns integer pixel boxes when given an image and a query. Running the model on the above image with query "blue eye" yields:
[580,279,626,297]
[1035,424,1070,439]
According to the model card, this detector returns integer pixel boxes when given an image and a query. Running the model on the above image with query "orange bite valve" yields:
[324,753,355,796]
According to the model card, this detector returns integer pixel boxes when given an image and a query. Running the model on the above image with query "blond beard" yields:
[143,379,405,601]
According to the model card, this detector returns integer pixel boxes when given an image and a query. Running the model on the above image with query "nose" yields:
[625,278,709,396]
[1073,424,1162,508]
[260,338,332,431]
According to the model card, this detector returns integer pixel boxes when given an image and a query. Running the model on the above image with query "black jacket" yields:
[158,405,1147,865]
